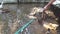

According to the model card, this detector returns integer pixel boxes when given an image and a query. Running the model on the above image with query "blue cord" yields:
[15,19,35,34]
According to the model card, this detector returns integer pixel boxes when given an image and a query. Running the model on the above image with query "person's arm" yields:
[44,0,56,11]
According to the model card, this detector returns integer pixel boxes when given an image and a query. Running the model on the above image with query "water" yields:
[0,4,57,34]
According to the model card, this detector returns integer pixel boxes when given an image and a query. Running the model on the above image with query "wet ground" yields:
[0,4,58,34]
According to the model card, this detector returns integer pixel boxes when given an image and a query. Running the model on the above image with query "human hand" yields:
[43,6,48,11]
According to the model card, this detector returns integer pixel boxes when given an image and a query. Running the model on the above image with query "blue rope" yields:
[15,19,35,34]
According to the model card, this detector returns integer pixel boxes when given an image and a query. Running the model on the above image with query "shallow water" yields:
[0,4,57,34]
